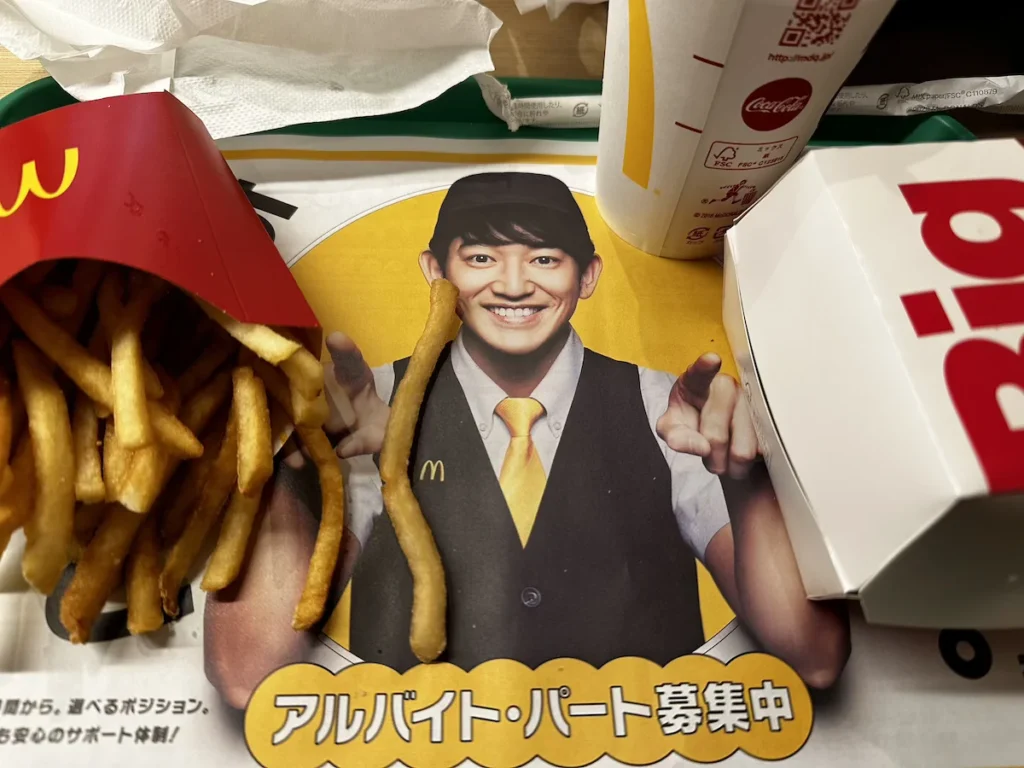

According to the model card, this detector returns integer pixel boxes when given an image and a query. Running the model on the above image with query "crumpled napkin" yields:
[0,0,502,138]
[513,0,606,20]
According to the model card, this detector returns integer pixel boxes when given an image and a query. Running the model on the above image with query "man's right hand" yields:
[323,331,390,459]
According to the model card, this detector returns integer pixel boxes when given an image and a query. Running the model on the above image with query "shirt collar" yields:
[450,328,585,439]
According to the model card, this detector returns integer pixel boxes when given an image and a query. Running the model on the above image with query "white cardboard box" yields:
[723,139,1024,628]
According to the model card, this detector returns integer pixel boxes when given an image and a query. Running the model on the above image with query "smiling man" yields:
[205,173,849,705]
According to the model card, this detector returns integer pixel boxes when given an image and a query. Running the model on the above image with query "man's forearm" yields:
[723,465,851,689]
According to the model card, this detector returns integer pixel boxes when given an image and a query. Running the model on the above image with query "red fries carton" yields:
[0,92,319,336]
[723,139,1024,629]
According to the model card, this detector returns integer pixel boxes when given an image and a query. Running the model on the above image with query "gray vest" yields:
[350,346,705,671]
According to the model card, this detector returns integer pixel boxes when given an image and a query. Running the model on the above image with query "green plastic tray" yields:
[0,75,975,145]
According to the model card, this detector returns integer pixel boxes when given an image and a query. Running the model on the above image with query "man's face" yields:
[442,238,589,356]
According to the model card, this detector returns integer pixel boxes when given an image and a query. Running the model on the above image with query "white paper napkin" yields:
[513,0,606,20]
[0,0,502,138]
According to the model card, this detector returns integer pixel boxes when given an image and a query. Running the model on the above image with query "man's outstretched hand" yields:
[322,331,390,459]
[656,353,759,479]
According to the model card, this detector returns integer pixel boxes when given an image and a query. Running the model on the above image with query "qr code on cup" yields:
[779,0,860,48]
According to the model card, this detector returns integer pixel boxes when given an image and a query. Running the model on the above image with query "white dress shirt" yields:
[343,329,730,561]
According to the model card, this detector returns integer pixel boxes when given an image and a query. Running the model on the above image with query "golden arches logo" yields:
[0,148,80,219]
[420,460,445,482]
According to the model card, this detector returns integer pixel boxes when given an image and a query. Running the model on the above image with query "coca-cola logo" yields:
[741,78,813,131]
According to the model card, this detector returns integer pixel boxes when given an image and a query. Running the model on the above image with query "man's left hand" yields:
[656,353,759,479]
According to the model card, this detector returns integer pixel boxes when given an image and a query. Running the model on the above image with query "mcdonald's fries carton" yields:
[0,92,319,335]
[724,139,1024,629]
[595,0,896,260]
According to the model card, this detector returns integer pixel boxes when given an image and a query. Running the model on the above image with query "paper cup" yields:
[596,0,898,259]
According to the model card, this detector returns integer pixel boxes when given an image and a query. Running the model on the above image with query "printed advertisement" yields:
[1,132,1023,768]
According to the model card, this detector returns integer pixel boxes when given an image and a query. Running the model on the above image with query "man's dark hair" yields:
[429,203,597,274]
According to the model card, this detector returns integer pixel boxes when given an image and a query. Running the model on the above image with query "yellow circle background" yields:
[291,189,736,639]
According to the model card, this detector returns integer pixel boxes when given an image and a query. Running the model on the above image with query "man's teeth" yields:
[490,307,539,318]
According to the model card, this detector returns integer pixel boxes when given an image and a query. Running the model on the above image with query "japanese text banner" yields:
[245,653,812,768]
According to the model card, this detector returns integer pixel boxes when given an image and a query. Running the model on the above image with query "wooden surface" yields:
[0,0,606,101]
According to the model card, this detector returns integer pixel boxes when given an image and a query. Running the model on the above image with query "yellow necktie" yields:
[495,398,547,547]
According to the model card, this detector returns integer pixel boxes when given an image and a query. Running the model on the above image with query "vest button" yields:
[521,587,542,608]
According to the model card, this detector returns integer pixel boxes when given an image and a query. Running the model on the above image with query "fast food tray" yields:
[0,75,976,144]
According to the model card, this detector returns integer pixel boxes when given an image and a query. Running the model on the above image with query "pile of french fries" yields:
[0,259,343,643]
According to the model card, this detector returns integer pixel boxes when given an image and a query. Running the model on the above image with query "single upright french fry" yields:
[292,425,346,631]
[72,394,106,504]
[13,341,75,595]
[160,414,239,617]
[107,274,164,448]
[378,279,457,661]
[60,502,143,644]
[126,514,164,635]
[233,367,273,497]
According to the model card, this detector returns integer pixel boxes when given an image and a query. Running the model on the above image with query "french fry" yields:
[0,435,36,559]
[13,340,75,595]
[37,284,78,320]
[160,414,238,617]
[248,354,328,428]
[0,371,13,478]
[2,285,111,405]
[179,368,232,438]
[290,386,330,428]
[69,503,108,562]
[201,487,262,592]
[97,273,164,401]
[62,260,105,337]
[107,275,163,448]
[103,420,132,502]
[72,394,106,504]
[159,434,218,547]
[147,404,202,458]
[117,372,181,515]
[86,327,111,419]
[378,279,457,662]
[233,367,272,497]
[292,425,345,630]
[0,467,11,500]
[279,346,324,400]
[196,299,301,364]
[126,514,164,635]
[249,356,294,420]
[178,334,235,400]
[60,503,144,643]
[74,503,107,544]
[156,373,233,545]
[1,286,199,456]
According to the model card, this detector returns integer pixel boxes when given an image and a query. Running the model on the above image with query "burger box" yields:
[0,92,320,347]
[723,139,1024,629]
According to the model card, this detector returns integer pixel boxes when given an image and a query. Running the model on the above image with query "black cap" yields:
[434,172,589,236]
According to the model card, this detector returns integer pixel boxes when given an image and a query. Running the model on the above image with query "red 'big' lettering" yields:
[945,339,1024,494]
[899,179,1024,279]
[900,178,1024,493]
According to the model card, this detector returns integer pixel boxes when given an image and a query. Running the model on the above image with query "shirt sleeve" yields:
[343,362,394,548]
[638,366,730,561]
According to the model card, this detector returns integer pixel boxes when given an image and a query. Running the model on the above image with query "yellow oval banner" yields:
[245,653,812,767]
